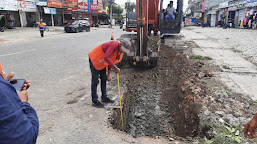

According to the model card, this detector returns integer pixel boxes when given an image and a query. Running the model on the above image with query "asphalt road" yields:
[1,28,133,144]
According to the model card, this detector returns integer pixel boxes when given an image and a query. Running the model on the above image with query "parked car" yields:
[65,20,90,33]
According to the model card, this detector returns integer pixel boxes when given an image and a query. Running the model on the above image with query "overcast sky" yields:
[115,0,188,11]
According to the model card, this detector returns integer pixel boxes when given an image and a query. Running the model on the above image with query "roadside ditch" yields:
[108,35,257,143]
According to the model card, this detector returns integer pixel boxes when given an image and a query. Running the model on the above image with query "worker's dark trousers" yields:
[40,30,44,37]
[89,59,107,102]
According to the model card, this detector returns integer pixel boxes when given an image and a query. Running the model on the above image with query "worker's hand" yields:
[244,114,257,139]
[5,72,31,90]
[107,75,111,82]
[115,67,120,73]
[17,90,28,102]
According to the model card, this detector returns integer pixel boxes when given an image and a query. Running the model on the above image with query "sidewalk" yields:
[181,27,257,100]
[0,27,65,44]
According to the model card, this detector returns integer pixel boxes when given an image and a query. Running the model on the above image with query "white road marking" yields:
[0,49,36,57]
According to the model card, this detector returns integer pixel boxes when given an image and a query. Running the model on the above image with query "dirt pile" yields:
[110,37,207,139]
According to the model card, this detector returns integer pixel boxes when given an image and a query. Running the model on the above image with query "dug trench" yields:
[109,35,208,141]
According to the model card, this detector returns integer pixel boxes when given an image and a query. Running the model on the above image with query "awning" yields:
[44,7,56,15]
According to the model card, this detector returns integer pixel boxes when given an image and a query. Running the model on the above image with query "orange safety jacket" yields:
[89,42,124,71]
[0,62,6,79]
[39,23,44,28]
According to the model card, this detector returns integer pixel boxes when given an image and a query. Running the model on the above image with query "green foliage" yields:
[194,55,204,60]
[192,90,198,94]
[203,140,214,144]
[125,2,136,12]
[253,100,257,105]
[209,89,215,93]
[226,91,232,97]
[193,55,213,60]
[109,4,123,15]
[210,125,244,144]
[205,56,213,60]
[233,50,242,53]
[222,65,232,70]
[223,126,243,143]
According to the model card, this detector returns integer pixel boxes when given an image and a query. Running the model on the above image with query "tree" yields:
[125,2,136,12]
[109,4,123,15]
[108,4,124,20]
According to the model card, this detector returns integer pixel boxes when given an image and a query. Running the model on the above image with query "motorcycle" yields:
[27,21,38,27]
[120,23,123,29]
[0,15,6,32]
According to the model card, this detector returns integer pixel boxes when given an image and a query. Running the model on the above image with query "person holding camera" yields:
[0,62,39,144]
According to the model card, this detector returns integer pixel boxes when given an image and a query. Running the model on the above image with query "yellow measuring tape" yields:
[117,73,124,131]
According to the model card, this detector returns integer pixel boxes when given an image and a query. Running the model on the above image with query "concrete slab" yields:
[182,27,257,100]
[217,72,257,100]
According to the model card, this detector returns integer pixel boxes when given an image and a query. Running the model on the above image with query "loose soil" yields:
[110,34,257,143]
[110,35,210,141]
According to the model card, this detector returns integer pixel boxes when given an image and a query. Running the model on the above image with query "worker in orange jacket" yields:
[89,39,131,108]
[39,19,45,37]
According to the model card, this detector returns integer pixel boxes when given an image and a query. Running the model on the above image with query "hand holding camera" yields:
[7,72,31,102]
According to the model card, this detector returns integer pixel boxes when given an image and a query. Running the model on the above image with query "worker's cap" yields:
[40,19,43,22]
[121,39,131,54]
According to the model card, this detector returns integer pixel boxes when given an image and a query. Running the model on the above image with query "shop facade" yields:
[0,0,20,28]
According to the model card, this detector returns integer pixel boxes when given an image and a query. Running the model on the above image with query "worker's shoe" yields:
[92,100,104,108]
[102,98,114,103]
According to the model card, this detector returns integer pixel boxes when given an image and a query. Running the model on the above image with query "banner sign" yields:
[66,0,78,11]
[47,0,63,8]
[44,7,56,14]
[247,0,257,3]
[0,0,18,11]
[17,1,37,12]
[78,0,88,11]
[201,2,206,12]
[246,2,257,7]
[90,0,102,11]
[37,0,47,6]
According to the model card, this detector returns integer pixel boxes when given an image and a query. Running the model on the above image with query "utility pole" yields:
[110,1,113,28]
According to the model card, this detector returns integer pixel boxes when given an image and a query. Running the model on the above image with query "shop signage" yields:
[228,7,237,11]
[246,2,257,7]
[78,0,88,11]
[236,4,246,9]
[0,0,18,11]
[219,2,228,9]
[47,0,63,8]
[66,0,78,11]
[194,12,202,18]
[17,1,37,12]
[201,1,206,12]
[91,0,102,11]
[44,7,56,14]
[37,0,47,6]
[247,0,257,3]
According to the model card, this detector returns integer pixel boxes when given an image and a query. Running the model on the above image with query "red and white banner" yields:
[78,0,88,10]
[90,0,102,11]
